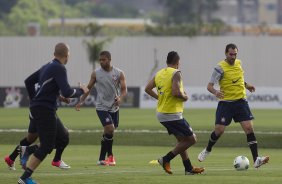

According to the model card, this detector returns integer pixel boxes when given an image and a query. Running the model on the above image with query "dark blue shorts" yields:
[30,106,69,159]
[28,112,67,136]
[215,99,254,126]
[160,118,193,136]
[28,113,37,133]
[30,106,57,157]
[96,110,119,128]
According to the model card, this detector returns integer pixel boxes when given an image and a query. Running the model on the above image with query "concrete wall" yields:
[0,36,281,87]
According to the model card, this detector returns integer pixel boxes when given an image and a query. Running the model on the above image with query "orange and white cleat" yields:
[158,157,172,174]
[185,167,205,175]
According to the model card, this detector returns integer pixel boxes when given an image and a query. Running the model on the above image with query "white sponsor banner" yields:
[245,87,282,109]
[140,86,158,108]
[140,86,282,109]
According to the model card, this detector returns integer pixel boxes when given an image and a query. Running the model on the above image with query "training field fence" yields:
[1,86,282,109]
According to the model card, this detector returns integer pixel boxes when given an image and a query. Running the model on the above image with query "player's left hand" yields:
[75,103,81,111]
[246,84,255,93]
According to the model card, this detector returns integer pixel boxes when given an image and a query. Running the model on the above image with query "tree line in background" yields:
[147,0,227,36]
[0,0,226,37]
[0,0,226,68]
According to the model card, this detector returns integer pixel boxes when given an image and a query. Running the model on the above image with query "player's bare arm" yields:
[145,77,158,100]
[75,71,96,111]
[172,71,188,101]
[207,82,224,99]
[114,72,127,107]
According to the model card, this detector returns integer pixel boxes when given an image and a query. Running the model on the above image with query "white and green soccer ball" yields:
[233,156,250,171]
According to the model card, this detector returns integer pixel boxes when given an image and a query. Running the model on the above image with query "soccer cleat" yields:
[19,146,30,169]
[106,155,116,166]
[254,156,269,168]
[17,177,38,184]
[97,160,109,166]
[185,167,205,175]
[198,148,210,162]
[4,156,16,170]
[52,160,71,169]
[158,157,172,174]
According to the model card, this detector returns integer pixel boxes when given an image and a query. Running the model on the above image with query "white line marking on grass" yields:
[0,129,282,135]
[35,169,161,176]
[32,166,277,177]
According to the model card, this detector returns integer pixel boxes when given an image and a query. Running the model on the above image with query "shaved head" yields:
[54,43,70,64]
[54,43,69,58]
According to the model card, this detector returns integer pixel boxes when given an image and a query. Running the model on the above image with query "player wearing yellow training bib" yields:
[218,59,246,101]
[155,67,184,113]
[145,51,204,175]
[198,43,269,168]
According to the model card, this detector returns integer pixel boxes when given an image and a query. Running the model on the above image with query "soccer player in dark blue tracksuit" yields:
[17,43,89,184]
[5,85,72,171]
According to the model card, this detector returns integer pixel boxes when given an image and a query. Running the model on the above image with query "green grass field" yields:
[1,145,281,184]
[0,108,281,148]
[1,108,281,131]
[0,108,281,183]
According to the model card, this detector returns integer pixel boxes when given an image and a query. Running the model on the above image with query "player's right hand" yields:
[59,95,70,104]
[75,103,82,111]
[75,96,85,111]
[215,90,224,99]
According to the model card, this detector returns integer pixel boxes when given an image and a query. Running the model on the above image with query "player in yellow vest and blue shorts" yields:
[198,43,269,168]
[145,51,204,175]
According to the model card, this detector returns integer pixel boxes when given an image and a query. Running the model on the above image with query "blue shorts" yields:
[30,106,69,159]
[215,99,254,126]
[96,110,119,128]
[160,119,193,136]
[28,113,37,133]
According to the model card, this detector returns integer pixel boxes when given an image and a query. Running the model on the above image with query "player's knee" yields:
[104,125,115,135]
[20,137,32,146]
[215,129,224,136]
[26,133,38,143]
[34,146,53,161]
[183,135,196,148]
[59,137,69,148]
[45,145,54,154]
[62,130,70,145]
[189,135,196,146]
[104,133,113,140]
[56,131,70,149]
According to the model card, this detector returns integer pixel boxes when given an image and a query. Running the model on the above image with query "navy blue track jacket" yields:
[24,59,84,110]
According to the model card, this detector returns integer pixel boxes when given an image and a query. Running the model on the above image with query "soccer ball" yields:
[233,156,250,171]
